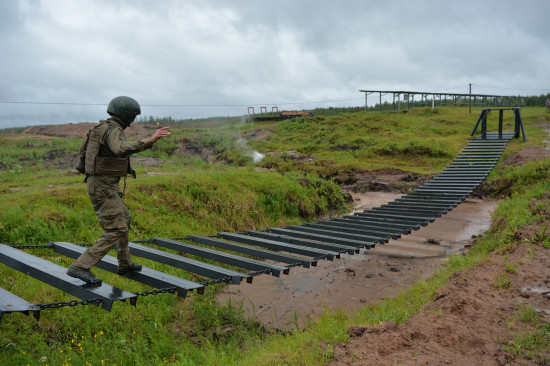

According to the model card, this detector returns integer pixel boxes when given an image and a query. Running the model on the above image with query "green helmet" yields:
[107,96,141,125]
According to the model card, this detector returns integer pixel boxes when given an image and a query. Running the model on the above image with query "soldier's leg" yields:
[73,230,127,269]
[72,188,128,270]
[116,205,132,268]
[116,207,142,274]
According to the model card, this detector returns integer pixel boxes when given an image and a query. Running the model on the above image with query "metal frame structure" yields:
[359,89,525,113]
[471,108,526,141]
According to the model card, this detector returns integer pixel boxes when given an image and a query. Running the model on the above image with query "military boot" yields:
[117,262,142,275]
[66,265,102,285]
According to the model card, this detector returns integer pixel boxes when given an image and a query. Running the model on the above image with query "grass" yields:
[503,305,550,362]
[493,273,512,289]
[0,165,350,246]
[0,107,549,365]
[251,107,546,179]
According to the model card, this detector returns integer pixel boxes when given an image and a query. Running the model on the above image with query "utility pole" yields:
[469,83,472,114]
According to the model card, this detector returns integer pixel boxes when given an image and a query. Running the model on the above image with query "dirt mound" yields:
[242,129,274,141]
[501,146,550,167]
[264,150,315,162]
[329,227,550,365]
[171,137,217,162]
[342,169,431,193]
[23,122,150,139]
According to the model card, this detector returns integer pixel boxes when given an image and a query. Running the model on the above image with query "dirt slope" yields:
[330,237,549,365]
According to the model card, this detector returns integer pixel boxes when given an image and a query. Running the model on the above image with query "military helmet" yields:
[107,96,141,124]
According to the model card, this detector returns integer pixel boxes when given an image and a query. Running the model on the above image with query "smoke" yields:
[252,151,265,163]
[235,137,265,163]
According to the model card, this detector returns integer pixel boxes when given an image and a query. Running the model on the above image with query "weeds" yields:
[504,262,519,274]
[532,225,550,248]
[518,305,539,324]
[504,306,549,362]
[493,273,512,289]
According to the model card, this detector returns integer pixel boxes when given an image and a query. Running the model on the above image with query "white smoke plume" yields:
[236,137,265,163]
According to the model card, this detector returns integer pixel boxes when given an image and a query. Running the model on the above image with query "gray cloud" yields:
[1,0,549,128]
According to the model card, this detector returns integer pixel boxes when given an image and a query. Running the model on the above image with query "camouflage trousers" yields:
[72,175,133,270]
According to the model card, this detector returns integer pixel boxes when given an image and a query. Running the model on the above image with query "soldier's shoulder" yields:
[87,120,123,141]
[105,121,126,142]
[103,120,124,137]
[89,119,121,131]
[104,120,123,130]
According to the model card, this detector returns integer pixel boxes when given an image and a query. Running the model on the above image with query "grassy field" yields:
[0,107,548,365]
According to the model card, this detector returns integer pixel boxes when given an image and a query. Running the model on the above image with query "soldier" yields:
[67,96,171,284]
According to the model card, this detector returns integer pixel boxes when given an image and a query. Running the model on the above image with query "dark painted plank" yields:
[0,244,136,311]
[48,241,204,297]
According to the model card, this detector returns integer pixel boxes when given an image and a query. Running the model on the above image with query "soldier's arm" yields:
[107,128,154,157]
[108,126,171,157]
[150,127,171,143]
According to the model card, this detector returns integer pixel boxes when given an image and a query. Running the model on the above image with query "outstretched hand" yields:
[150,126,171,143]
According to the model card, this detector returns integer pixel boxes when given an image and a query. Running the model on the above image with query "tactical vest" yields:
[75,120,129,176]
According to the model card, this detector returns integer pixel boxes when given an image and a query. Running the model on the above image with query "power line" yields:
[472,84,549,91]
[0,100,104,106]
[0,97,364,108]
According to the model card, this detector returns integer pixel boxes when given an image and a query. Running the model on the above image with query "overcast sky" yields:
[1,0,549,128]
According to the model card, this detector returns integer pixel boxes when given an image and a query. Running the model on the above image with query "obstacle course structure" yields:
[0,108,525,322]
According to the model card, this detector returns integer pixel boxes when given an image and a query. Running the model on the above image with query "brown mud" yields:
[342,169,432,193]
[217,192,498,330]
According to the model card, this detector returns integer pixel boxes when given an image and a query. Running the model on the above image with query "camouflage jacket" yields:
[80,118,153,191]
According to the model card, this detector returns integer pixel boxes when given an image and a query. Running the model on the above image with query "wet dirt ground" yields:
[217,192,498,330]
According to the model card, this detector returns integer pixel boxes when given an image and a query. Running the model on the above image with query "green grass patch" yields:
[252,107,547,178]
[503,306,550,362]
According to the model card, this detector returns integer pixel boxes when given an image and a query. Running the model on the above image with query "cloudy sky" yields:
[1,0,549,128]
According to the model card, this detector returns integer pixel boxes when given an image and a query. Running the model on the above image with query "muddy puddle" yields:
[217,192,498,330]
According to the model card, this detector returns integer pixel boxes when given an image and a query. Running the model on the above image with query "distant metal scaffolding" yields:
[359,89,525,113]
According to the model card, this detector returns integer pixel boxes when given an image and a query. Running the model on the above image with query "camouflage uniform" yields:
[72,118,153,271]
